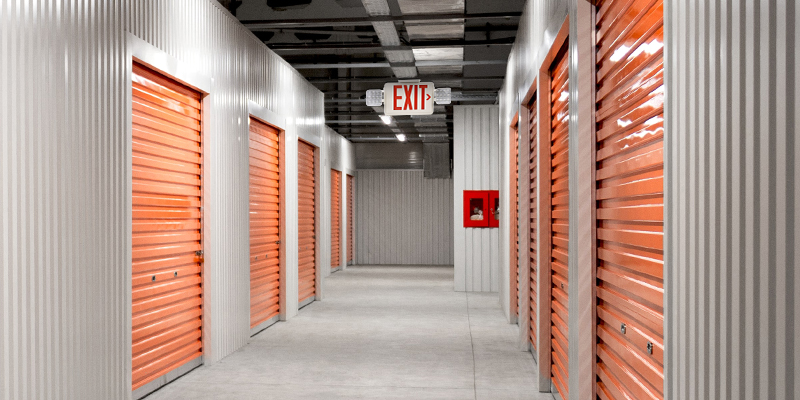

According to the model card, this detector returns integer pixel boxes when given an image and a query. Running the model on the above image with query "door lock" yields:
[195,250,204,263]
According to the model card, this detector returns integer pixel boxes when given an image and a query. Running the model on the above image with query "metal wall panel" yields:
[355,170,454,265]
[664,1,799,399]
[0,3,128,399]
[0,1,332,398]
[453,105,501,292]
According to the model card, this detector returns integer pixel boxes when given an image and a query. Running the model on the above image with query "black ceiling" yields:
[219,0,524,143]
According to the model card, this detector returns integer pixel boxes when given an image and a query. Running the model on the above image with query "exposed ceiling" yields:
[220,0,523,143]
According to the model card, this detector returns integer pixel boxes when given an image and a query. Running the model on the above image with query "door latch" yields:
[195,250,204,263]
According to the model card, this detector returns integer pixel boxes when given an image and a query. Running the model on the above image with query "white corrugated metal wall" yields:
[0,1,350,398]
[453,105,501,292]
[664,1,799,399]
[1,2,128,399]
[354,170,454,266]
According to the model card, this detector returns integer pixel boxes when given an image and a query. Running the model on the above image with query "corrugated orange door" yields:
[527,96,538,351]
[131,63,203,391]
[330,169,341,270]
[347,174,354,263]
[298,141,317,304]
[248,118,280,329]
[511,118,519,319]
[549,47,570,399]
[595,1,664,399]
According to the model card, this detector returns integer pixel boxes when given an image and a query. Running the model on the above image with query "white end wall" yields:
[453,105,501,292]
[354,170,454,265]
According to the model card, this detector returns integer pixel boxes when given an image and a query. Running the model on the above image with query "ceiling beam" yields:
[310,75,505,84]
[268,38,515,53]
[325,119,453,125]
[241,12,522,29]
[293,59,507,69]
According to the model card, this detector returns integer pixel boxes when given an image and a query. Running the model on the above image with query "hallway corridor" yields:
[146,266,551,400]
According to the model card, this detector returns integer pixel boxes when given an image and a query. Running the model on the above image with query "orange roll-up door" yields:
[549,46,570,399]
[595,1,664,399]
[527,96,538,351]
[131,62,203,391]
[298,141,317,304]
[248,118,281,329]
[347,174,354,263]
[330,169,341,270]
[510,117,519,319]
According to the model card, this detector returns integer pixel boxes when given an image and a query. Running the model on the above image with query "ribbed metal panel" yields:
[355,170,454,265]
[0,2,128,399]
[453,105,501,292]
[0,1,327,398]
[664,1,799,399]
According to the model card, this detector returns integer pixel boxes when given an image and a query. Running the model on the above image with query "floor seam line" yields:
[466,292,477,400]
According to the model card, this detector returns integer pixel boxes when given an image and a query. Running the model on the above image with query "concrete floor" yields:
[145,265,553,400]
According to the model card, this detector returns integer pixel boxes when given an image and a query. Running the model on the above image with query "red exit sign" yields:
[383,82,434,116]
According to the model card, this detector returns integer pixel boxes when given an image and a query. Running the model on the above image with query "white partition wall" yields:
[453,105,501,292]
[664,1,799,399]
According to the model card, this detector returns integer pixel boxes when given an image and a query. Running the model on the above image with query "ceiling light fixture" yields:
[395,133,407,142]
[380,115,393,125]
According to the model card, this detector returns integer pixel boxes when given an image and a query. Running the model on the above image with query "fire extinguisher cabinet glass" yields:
[463,190,498,228]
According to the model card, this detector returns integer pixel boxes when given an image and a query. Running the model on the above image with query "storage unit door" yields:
[595,1,664,399]
[527,97,537,351]
[511,120,519,319]
[131,63,203,391]
[347,174,354,263]
[330,169,341,270]
[298,141,317,303]
[248,118,281,329]
[549,47,570,399]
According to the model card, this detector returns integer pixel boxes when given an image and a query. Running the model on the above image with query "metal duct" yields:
[423,143,451,178]
[354,143,424,169]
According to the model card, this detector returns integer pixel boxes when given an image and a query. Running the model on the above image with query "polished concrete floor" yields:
[146,265,553,400]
